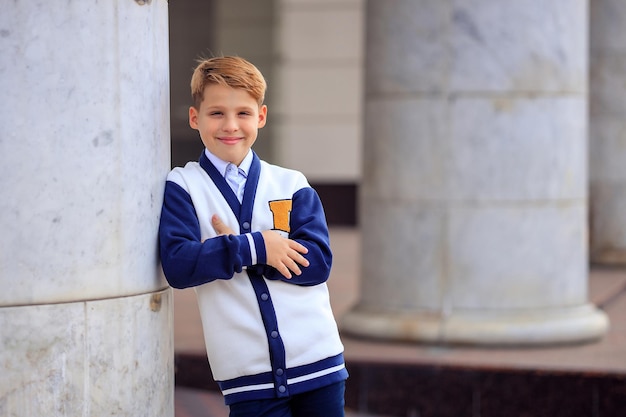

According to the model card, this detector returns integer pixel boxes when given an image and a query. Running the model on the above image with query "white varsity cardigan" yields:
[158,151,347,405]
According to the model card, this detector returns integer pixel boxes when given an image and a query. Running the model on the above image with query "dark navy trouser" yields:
[228,381,346,417]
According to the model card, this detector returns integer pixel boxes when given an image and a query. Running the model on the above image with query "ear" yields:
[189,106,199,129]
[258,105,267,129]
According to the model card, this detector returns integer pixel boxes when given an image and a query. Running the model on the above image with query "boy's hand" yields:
[211,214,235,236]
[210,214,309,279]
[261,230,309,279]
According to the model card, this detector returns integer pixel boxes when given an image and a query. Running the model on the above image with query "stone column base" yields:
[341,304,609,346]
[0,289,174,416]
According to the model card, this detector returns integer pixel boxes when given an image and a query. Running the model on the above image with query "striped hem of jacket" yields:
[217,353,349,405]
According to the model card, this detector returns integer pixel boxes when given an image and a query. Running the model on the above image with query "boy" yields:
[159,56,348,416]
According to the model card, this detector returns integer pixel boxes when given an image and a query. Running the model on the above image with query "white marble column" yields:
[589,0,626,265]
[0,1,174,415]
[341,0,608,345]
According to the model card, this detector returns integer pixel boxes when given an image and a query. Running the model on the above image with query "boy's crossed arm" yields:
[210,214,309,279]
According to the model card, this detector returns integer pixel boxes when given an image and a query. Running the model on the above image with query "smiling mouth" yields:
[219,137,243,145]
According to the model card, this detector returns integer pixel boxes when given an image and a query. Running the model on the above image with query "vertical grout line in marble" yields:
[83,301,90,417]
[437,0,454,344]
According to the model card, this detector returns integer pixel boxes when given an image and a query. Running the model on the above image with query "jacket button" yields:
[271,331,279,338]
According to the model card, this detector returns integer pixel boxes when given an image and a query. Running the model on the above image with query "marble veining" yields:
[0,0,171,306]
[0,290,174,417]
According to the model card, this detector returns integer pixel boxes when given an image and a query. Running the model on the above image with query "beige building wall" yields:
[168,0,216,167]
[273,0,364,183]
[589,0,626,265]
[168,0,364,224]
[169,0,279,165]
[214,0,277,161]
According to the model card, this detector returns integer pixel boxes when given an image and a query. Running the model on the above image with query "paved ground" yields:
[174,227,626,416]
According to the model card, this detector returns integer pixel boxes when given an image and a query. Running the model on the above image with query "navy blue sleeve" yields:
[158,181,261,289]
[263,187,333,286]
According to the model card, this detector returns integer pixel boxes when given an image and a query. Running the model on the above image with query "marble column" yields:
[0,1,173,415]
[589,0,626,265]
[341,0,608,345]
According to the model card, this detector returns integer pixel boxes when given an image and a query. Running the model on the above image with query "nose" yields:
[222,115,239,132]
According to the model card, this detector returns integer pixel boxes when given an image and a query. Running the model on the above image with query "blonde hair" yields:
[190,56,267,109]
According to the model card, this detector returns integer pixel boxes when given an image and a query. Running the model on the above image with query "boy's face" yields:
[189,84,267,166]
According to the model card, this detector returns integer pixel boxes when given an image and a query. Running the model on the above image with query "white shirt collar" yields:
[204,148,252,178]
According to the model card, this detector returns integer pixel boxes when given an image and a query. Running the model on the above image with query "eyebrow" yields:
[205,105,256,112]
